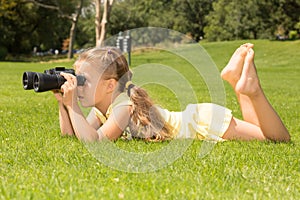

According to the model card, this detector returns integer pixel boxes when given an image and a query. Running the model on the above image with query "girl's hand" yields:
[60,72,78,108]
[52,89,63,103]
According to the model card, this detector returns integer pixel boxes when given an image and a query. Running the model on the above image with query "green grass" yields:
[1,40,300,199]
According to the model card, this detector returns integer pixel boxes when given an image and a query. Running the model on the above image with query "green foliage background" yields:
[0,0,299,56]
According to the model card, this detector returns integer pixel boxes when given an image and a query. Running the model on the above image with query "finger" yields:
[61,82,72,92]
[61,84,66,93]
[65,81,77,90]
[61,81,76,94]
[61,72,77,85]
[61,72,75,80]
[52,89,60,93]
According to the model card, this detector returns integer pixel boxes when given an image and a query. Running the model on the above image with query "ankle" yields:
[246,87,264,99]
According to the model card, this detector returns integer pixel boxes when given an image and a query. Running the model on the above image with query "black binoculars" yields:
[22,67,86,92]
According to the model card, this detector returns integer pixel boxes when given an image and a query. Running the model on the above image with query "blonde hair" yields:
[77,47,174,141]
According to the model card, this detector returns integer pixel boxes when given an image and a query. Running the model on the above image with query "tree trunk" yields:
[95,0,101,47]
[68,20,76,59]
[95,0,114,47]
[68,0,83,59]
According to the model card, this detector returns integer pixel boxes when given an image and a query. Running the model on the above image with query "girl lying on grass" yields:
[53,43,290,142]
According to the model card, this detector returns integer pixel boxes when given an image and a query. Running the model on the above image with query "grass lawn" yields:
[0,40,299,199]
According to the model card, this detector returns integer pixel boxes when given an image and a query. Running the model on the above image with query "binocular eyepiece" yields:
[22,67,86,92]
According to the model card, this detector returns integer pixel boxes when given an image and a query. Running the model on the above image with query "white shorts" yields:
[158,103,232,141]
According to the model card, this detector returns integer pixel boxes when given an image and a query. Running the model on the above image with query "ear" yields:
[106,79,118,93]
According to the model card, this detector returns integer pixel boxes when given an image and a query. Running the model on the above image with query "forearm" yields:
[58,102,75,136]
[66,105,99,142]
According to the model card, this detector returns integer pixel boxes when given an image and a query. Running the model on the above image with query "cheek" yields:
[82,78,104,101]
[83,82,101,102]
[94,84,104,99]
[85,81,96,94]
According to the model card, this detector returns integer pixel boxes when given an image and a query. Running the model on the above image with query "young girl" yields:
[54,43,290,142]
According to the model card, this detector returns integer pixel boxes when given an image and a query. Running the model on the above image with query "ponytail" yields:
[125,81,135,96]
[125,82,174,141]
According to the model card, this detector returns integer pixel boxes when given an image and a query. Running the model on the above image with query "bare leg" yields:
[223,48,290,142]
[221,43,259,126]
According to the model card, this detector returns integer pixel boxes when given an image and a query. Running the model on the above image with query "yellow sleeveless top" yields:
[93,93,132,124]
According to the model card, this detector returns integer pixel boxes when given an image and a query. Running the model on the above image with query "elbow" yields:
[268,131,291,143]
[281,133,291,142]
[279,130,291,142]
[72,127,100,142]
[78,133,99,142]
[60,129,75,137]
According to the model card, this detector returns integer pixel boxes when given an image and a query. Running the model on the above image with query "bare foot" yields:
[221,43,254,87]
[235,48,262,97]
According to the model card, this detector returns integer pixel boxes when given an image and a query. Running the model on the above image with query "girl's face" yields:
[75,60,109,108]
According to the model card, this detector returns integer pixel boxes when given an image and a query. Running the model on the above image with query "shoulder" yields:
[112,93,132,108]
[107,93,132,119]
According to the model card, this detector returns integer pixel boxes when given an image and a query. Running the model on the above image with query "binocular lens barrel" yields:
[33,73,66,92]
[23,72,35,90]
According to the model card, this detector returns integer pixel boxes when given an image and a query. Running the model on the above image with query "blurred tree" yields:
[171,0,216,41]
[1,0,300,58]
[76,4,96,48]
[67,0,84,58]
[108,0,150,35]
[204,0,300,41]
[108,0,214,42]
[23,0,85,58]
[0,0,18,59]
[0,0,67,55]
[272,0,300,36]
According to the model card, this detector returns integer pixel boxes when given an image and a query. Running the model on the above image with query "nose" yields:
[77,84,84,94]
